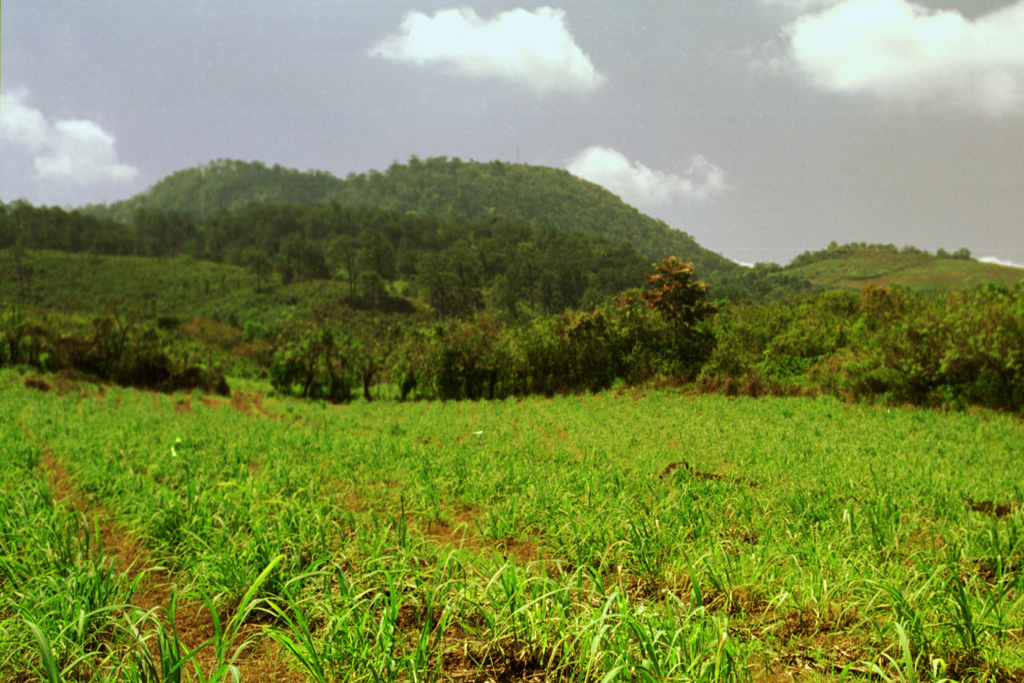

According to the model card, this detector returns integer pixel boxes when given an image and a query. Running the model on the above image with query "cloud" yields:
[776,0,1024,116]
[979,255,1024,270]
[566,147,727,208]
[0,87,139,185]
[759,0,842,11]
[369,7,604,95]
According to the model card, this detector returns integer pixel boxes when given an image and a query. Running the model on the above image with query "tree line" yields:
[2,251,1021,412]
[1,199,652,316]
[1,199,814,310]
[701,282,1023,411]
[0,305,228,395]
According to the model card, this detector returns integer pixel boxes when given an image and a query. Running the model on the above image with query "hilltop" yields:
[86,159,346,222]
[782,242,1024,293]
[86,157,739,276]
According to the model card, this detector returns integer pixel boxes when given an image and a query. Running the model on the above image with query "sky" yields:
[2,0,1023,267]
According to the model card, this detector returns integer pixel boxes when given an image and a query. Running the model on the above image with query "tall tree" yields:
[641,257,716,357]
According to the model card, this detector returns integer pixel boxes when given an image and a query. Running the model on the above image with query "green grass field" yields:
[2,370,1022,682]
[784,252,1024,293]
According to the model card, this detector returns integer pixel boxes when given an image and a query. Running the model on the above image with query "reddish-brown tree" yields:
[641,256,716,354]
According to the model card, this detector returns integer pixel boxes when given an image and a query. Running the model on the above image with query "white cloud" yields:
[979,255,1024,270]
[0,87,139,185]
[369,7,604,95]
[777,0,1024,116]
[759,0,842,11]
[566,147,727,208]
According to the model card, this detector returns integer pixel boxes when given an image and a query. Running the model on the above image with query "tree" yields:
[269,323,352,402]
[642,258,715,325]
[8,242,34,304]
[242,248,272,293]
[357,229,396,281]
[0,306,27,365]
[328,234,359,296]
[277,233,327,283]
[132,208,195,256]
[349,321,398,401]
[419,251,483,318]
[641,257,716,360]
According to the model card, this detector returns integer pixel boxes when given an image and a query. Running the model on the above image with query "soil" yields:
[964,497,1022,518]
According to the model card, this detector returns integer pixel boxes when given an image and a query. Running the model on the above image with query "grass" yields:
[785,251,1024,293]
[1,369,1022,681]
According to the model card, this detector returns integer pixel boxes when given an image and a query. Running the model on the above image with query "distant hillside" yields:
[85,159,345,223]
[86,157,739,276]
[328,157,738,275]
[0,250,408,329]
[783,243,1024,292]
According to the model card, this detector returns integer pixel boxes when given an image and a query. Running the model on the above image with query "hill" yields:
[85,159,345,223]
[86,157,739,276]
[328,157,738,275]
[783,243,1024,293]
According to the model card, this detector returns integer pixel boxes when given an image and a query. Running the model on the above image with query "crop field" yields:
[1,369,1022,682]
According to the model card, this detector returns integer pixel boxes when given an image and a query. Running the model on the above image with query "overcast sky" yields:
[2,0,1022,266]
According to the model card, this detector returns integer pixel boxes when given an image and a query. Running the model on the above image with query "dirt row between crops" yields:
[35,443,307,683]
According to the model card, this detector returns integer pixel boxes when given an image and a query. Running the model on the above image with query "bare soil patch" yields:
[423,508,540,565]
[659,460,758,488]
[964,497,1021,518]
[201,396,227,410]
[24,375,52,391]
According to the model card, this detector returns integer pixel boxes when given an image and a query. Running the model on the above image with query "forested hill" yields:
[87,157,739,275]
[87,159,346,222]
[329,157,737,274]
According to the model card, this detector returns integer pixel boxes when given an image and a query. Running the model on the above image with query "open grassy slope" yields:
[784,250,1024,292]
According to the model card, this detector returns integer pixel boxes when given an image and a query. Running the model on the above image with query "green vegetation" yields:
[783,243,1023,294]
[5,198,654,316]
[0,305,228,395]
[0,249,398,329]
[3,373,1022,681]
[4,247,1023,412]
[83,159,346,223]
[703,283,1024,412]
[3,157,1024,682]
[83,157,738,275]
